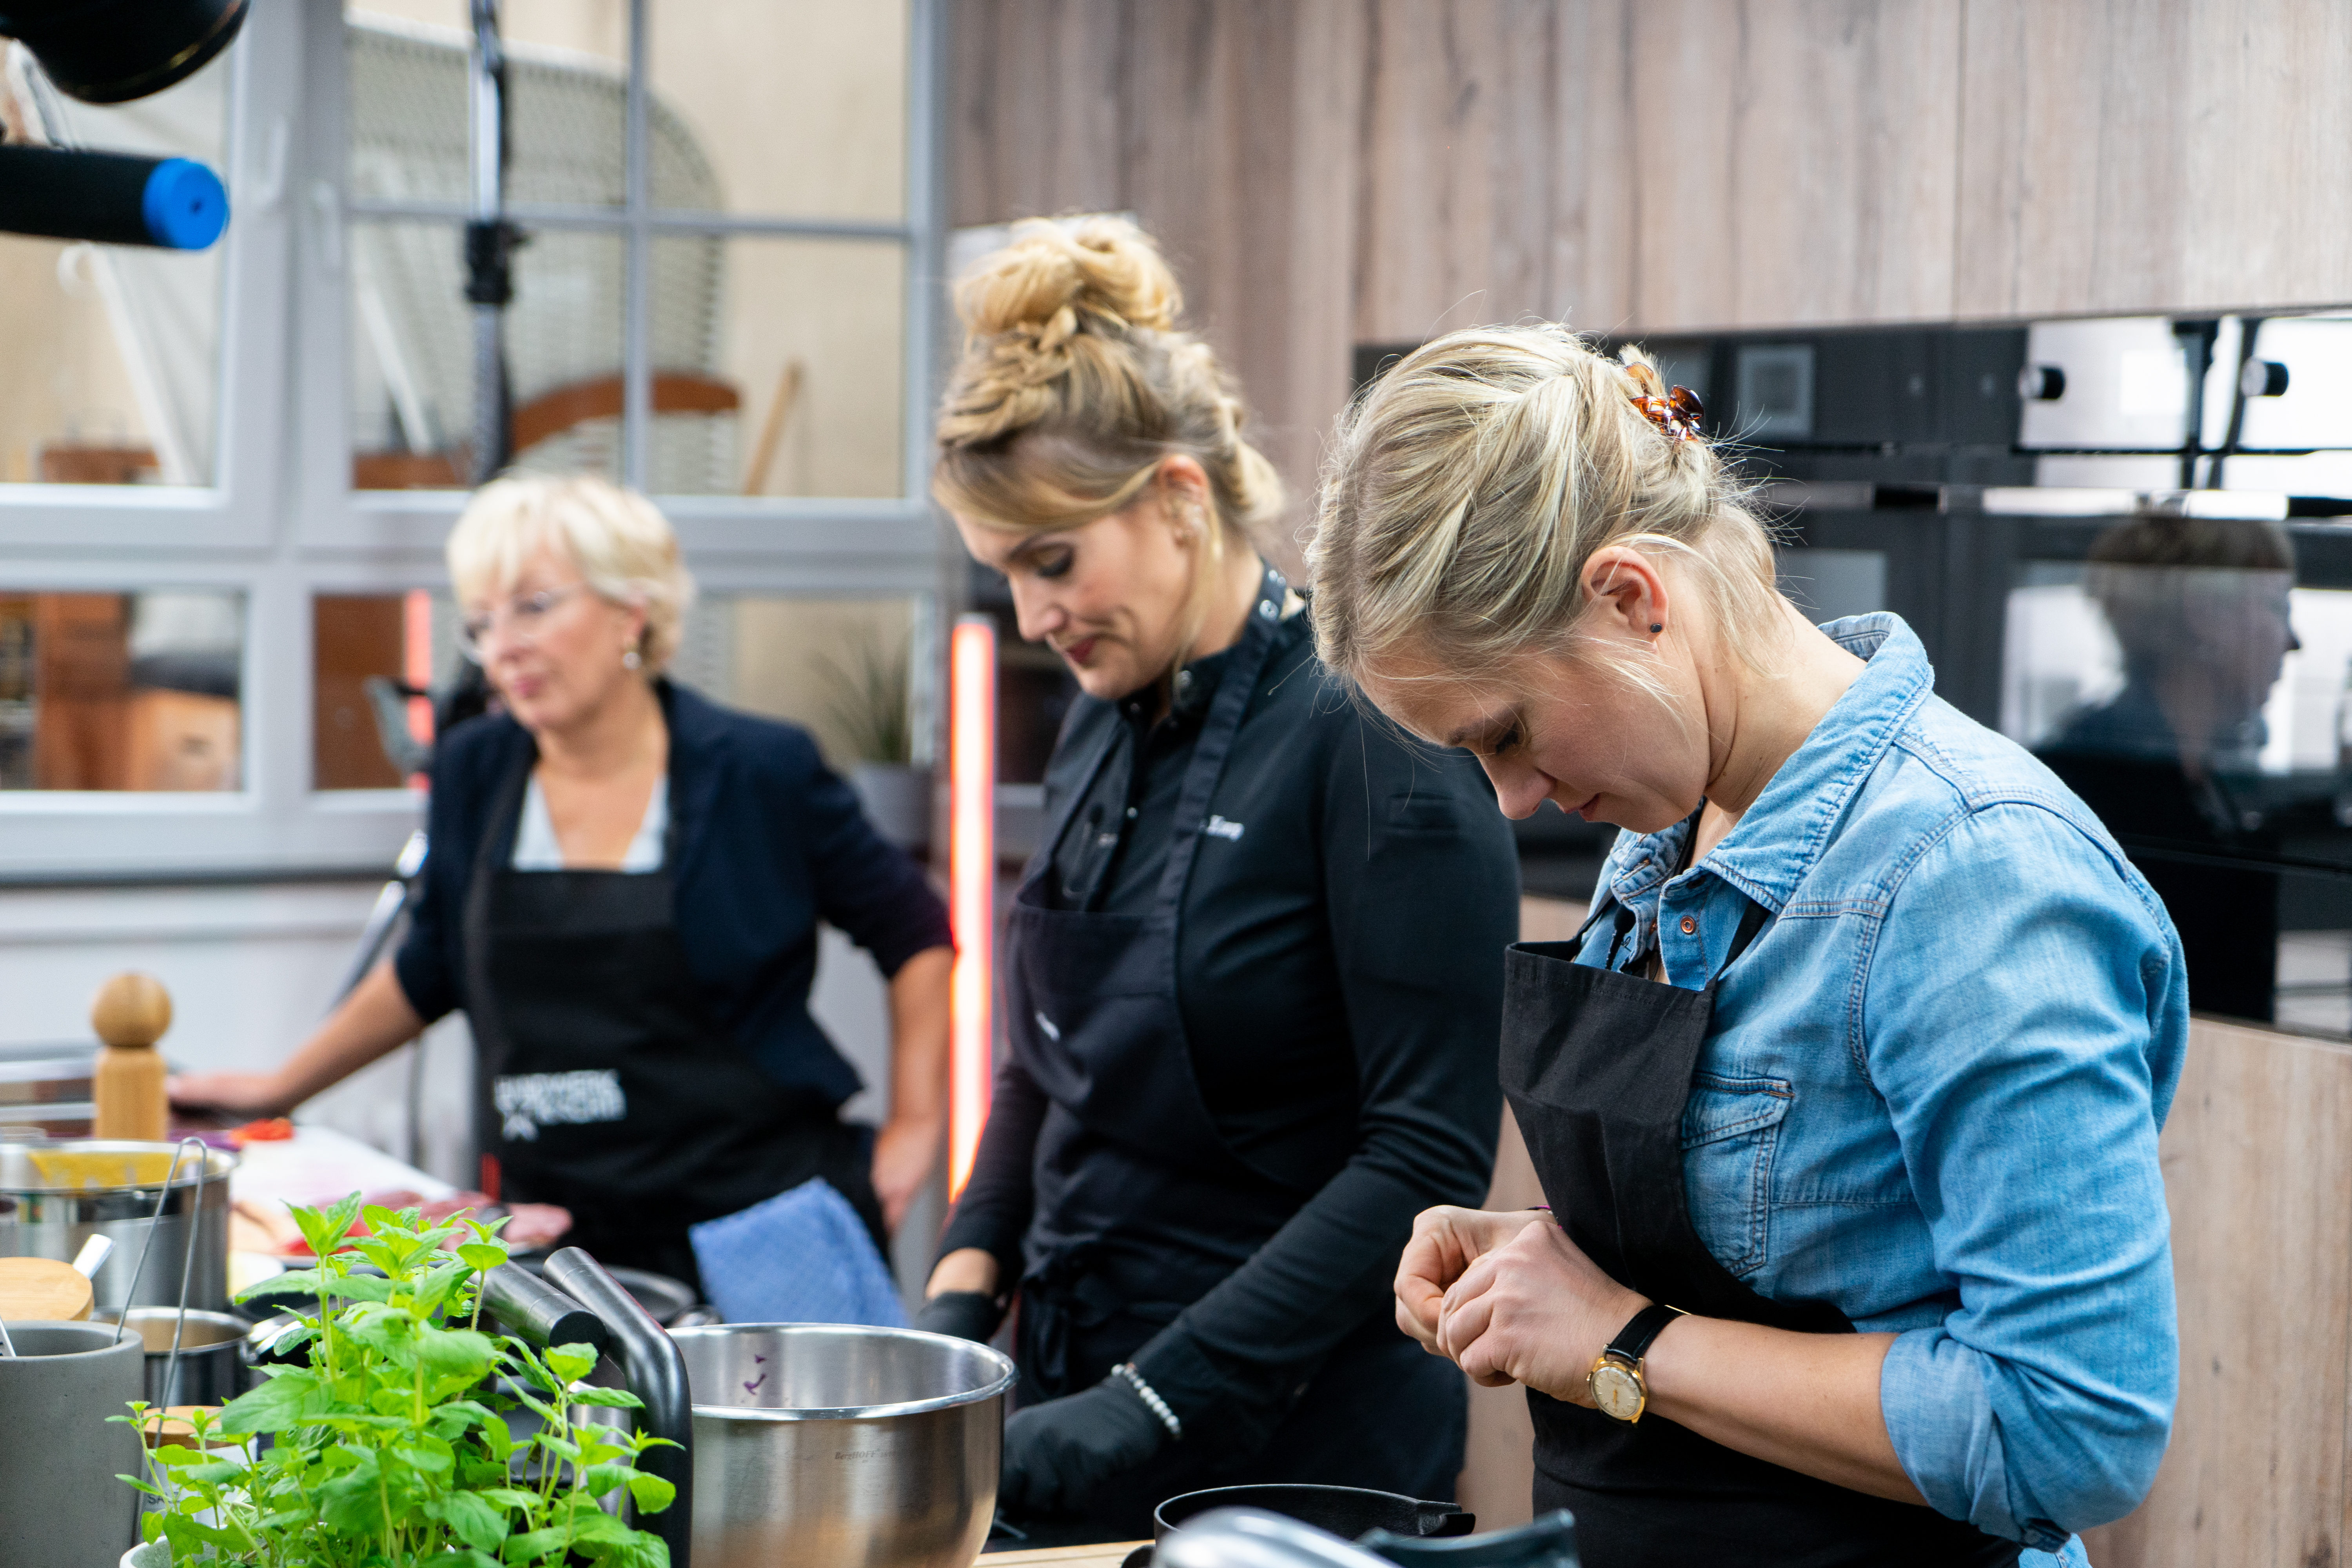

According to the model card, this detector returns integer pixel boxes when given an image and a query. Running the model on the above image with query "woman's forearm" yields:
[1642,1317,1924,1504]
[871,945,953,1230]
[886,945,953,1134]
[269,961,428,1107]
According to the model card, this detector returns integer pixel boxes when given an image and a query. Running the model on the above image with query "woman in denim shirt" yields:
[1307,325,2186,1567]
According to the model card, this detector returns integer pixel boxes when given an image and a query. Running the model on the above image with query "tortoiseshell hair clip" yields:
[1625,360,1706,443]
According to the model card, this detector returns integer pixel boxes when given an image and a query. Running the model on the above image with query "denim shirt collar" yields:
[1610,612,1935,915]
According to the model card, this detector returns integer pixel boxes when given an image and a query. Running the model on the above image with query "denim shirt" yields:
[1575,614,2186,1559]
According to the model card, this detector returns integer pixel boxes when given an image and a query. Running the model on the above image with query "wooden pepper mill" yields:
[92,971,172,1142]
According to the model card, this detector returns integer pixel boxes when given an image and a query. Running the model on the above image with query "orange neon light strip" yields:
[947,615,997,1200]
[402,588,435,744]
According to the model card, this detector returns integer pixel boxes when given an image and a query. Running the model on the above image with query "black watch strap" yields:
[1606,1302,1685,1363]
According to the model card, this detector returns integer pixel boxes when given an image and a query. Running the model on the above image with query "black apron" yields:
[1501,894,2022,1568]
[462,751,885,1291]
[1004,568,1463,1534]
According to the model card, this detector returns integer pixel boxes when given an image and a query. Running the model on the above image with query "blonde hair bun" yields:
[933,214,1283,546]
[1308,323,1781,692]
[957,215,1181,340]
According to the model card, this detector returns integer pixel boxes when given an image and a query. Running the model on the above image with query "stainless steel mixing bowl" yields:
[669,1323,1016,1568]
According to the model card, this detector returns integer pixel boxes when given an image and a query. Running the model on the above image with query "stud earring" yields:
[622,648,642,670]
[1649,623,1663,634]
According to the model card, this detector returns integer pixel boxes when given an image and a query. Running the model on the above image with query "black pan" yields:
[1155,1485,1473,1543]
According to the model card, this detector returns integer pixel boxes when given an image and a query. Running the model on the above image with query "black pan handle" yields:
[1415,1501,1475,1537]
[542,1247,693,1568]
[479,1262,612,1360]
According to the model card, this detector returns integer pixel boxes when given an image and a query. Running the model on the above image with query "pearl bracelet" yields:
[1113,1361,1184,1441]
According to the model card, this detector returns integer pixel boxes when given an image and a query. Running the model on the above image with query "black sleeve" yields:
[792,733,955,977]
[1132,722,1516,1450]
[933,1049,1051,1288]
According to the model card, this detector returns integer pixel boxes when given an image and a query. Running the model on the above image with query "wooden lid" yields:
[91,972,171,1049]
[0,1256,94,1322]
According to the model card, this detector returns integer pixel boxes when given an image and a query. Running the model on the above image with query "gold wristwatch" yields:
[1588,1302,1686,1423]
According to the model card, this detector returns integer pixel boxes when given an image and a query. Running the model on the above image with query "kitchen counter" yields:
[984,1543,1148,1568]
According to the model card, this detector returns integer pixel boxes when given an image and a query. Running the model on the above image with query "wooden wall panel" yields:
[1624,0,1743,331]
[949,0,2352,560]
[1353,0,1509,342]
[1552,0,1635,334]
[2082,1016,2352,1568]
[2174,0,2352,313]
[1270,0,1368,555]
[1723,0,1963,327]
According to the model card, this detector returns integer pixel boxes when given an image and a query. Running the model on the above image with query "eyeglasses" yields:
[457,583,589,661]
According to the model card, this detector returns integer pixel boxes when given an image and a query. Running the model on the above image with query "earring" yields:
[1649,623,1663,634]
[622,648,642,670]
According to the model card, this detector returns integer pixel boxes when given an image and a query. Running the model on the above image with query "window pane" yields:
[313,591,460,789]
[0,592,243,790]
[686,595,928,844]
[658,236,905,498]
[352,220,626,488]
[348,4,630,207]
[649,0,906,221]
[312,592,931,833]
[0,45,232,485]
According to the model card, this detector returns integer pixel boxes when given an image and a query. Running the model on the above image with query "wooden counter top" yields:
[983,1542,1148,1568]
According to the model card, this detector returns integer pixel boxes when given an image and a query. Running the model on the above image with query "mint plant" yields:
[116,1194,675,1566]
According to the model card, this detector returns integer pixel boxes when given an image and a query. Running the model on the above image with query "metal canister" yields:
[0,1142,236,1313]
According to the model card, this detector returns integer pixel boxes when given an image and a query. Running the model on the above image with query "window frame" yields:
[0,0,952,880]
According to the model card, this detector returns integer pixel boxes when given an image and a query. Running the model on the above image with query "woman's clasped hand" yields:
[1397,1206,1647,1405]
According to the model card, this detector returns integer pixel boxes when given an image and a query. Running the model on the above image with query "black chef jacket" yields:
[939,609,1519,1451]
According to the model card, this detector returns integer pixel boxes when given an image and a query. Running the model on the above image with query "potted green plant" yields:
[115,1193,675,1566]
[815,623,930,852]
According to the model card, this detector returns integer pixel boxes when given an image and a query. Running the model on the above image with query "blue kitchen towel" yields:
[688,1177,907,1328]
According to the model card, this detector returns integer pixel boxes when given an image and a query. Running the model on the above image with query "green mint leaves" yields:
[120,1195,675,1567]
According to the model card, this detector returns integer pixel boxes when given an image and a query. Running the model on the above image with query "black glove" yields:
[998,1374,1170,1516]
[914,1289,1004,1344]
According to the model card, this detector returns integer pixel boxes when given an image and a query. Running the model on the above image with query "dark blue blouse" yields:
[393,680,954,1107]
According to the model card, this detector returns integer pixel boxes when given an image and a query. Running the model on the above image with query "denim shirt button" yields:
[1679,916,1697,935]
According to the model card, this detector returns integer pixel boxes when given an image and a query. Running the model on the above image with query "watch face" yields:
[1590,1360,1645,1422]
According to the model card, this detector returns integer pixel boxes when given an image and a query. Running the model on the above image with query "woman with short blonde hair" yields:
[178,474,955,1292]
[918,218,1520,1536]
[445,474,697,673]
[1314,323,2185,1566]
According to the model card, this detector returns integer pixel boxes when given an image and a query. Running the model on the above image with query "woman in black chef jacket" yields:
[171,475,955,1286]
[913,216,1521,1539]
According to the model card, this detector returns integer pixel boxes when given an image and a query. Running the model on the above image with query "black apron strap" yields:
[1148,564,1290,914]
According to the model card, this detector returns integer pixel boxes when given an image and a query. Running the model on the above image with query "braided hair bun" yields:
[933,215,1282,542]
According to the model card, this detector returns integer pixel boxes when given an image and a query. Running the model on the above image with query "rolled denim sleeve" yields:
[1864,803,2186,1547]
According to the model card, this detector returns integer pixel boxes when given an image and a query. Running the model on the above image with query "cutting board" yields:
[0,1256,94,1321]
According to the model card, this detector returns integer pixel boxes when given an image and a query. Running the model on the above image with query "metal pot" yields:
[670,1323,1014,1568]
[0,1141,235,1314]
[104,1307,250,1407]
